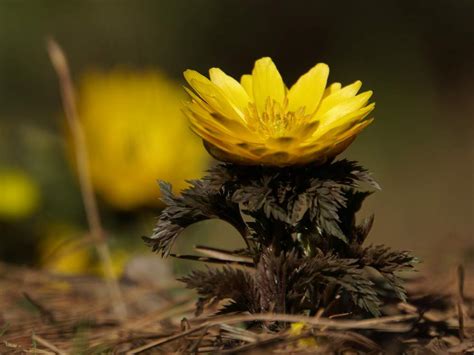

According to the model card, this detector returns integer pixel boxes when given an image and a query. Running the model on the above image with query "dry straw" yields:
[46,38,127,320]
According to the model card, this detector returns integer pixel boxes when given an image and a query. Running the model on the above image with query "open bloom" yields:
[183,57,375,166]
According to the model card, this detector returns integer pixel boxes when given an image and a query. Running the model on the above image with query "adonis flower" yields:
[183,57,375,166]
[76,70,209,210]
[149,58,419,339]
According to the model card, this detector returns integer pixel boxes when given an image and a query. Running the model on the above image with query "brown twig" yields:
[46,38,127,320]
[187,326,210,353]
[217,333,297,354]
[457,264,465,341]
[125,323,209,354]
[126,312,417,354]
[32,334,67,355]
[22,293,56,324]
[124,295,194,331]
[2,340,53,355]
[218,329,380,354]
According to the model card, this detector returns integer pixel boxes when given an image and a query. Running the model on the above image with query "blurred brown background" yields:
[0,0,473,274]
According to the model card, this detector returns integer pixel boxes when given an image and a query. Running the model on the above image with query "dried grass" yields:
[1,262,472,354]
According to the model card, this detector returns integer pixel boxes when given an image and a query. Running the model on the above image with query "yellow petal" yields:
[184,102,255,140]
[209,68,250,113]
[322,118,374,157]
[184,86,213,111]
[251,57,285,116]
[188,122,260,161]
[316,80,362,116]
[185,110,242,145]
[322,82,341,98]
[184,69,211,91]
[287,63,329,114]
[319,91,373,129]
[184,69,244,122]
[289,120,320,141]
[204,140,268,165]
[240,74,254,100]
[335,118,374,142]
[314,103,375,138]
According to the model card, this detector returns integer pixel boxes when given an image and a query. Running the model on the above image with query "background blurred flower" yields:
[90,248,131,279]
[39,223,132,277]
[39,224,91,275]
[75,69,210,210]
[0,169,40,220]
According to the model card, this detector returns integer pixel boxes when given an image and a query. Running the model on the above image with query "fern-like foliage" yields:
[146,160,379,256]
[180,266,260,315]
[180,248,415,318]
[147,160,417,317]
[144,180,246,256]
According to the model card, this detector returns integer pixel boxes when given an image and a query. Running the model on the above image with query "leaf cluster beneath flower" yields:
[145,160,417,318]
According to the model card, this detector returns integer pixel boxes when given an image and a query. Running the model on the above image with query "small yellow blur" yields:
[290,322,318,348]
[40,223,130,278]
[0,169,40,220]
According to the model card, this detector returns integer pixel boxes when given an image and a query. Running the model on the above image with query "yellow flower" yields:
[289,322,318,348]
[40,223,131,277]
[39,224,91,275]
[0,169,40,220]
[183,57,375,166]
[90,248,130,279]
[77,69,209,210]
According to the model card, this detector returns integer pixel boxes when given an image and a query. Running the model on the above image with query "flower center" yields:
[244,98,311,139]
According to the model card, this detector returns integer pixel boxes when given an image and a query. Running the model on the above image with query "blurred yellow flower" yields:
[40,223,131,277]
[184,57,375,166]
[91,248,131,279]
[76,69,209,210]
[39,224,91,275]
[0,169,40,220]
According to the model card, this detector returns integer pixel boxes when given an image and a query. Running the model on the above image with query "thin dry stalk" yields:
[457,264,465,341]
[32,334,67,355]
[46,38,127,320]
